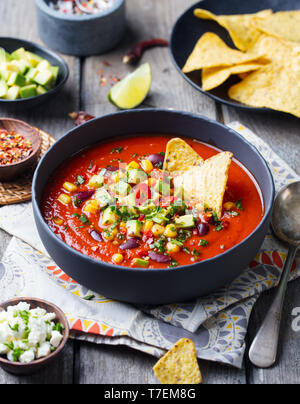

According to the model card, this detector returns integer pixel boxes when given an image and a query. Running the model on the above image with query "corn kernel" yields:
[144,220,154,233]
[140,159,154,173]
[127,161,140,170]
[164,224,178,238]
[62,182,78,193]
[148,178,157,188]
[224,201,235,211]
[151,224,165,237]
[58,193,71,205]
[119,221,127,230]
[166,241,180,254]
[83,199,99,214]
[112,253,124,264]
[53,216,63,226]
[103,227,118,241]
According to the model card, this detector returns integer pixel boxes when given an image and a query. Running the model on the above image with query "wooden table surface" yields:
[0,0,299,385]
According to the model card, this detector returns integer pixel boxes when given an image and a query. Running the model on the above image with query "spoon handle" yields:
[249,245,298,368]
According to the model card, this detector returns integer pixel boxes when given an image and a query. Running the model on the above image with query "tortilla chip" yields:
[202,62,264,91]
[193,8,273,51]
[174,152,233,219]
[163,138,204,173]
[252,10,300,44]
[182,33,267,73]
[228,61,300,118]
[153,338,202,384]
[248,33,294,64]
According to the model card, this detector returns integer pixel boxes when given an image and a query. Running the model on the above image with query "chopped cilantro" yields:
[75,175,85,186]
[199,239,209,247]
[236,199,244,210]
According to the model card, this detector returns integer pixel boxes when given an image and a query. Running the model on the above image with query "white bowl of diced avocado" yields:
[0,38,69,108]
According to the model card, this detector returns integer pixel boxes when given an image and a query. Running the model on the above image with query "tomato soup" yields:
[42,135,264,269]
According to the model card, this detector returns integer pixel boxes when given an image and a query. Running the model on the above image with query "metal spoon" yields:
[249,181,300,368]
[74,0,94,14]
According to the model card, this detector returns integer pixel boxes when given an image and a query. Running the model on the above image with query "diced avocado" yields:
[94,188,113,209]
[0,64,10,81]
[37,60,51,71]
[114,180,131,196]
[132,258,149,268]
[152,213,169,225]
[20,84,37,99]
[174,185,184,199]
[25,51,43,67]
[154,180,171,196]
[101,206,120,226]
[6,62,20,73]
[7,72,26,87]
[0,80,7,98]
[123,192,136,207]
[4,85,20,100]
[138,202,156,214]
[36,85,47,96]
[49,65,59,82]
[25,67,38,82]
[14,60,30,75]
[88,174,104,189]
[175,214,195,229]
[127,169,148,184]
[34,69,54,88]
[10,47,27,61]
[126,220,143,238]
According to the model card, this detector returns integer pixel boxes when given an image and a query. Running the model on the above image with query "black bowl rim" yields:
[0,297,69,368]
[0,117,41,169]
[36,0,125,21]
[0,37,69,104]
[169,0,290,115]
[32,108,275,274]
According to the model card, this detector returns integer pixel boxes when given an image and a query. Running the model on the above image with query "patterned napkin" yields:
[0,122,299,369]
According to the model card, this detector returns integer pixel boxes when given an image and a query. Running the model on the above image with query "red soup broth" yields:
[42,135,264,269]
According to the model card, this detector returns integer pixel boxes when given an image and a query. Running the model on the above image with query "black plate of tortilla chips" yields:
[170,0,300,116]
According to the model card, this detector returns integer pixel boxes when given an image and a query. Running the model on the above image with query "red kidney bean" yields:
[106,166,119,172]
[120,238,140,250]
[148,251,171,263]
[198,223,210,236]
[75,190,95,201]
[89,229,103,242]
[147,154,165,166]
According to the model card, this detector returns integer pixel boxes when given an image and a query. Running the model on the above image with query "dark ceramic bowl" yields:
[0,37,69,111]
[35,0,126,56]
[32,109,275,304]
[170,0,300,116]
[0,297,69,375]
[0,118,41,182]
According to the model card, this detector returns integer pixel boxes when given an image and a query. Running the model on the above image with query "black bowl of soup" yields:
[32,109,274,304]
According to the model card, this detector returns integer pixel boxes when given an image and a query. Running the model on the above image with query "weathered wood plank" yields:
[0,0,78,384]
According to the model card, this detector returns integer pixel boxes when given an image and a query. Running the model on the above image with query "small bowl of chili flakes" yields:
[0,118,41,182]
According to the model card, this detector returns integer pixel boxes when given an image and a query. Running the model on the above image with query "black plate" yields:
[170,0,299,114]
[0,37,69,110]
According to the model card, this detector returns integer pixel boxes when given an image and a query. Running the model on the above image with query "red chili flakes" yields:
[0,130,32,166]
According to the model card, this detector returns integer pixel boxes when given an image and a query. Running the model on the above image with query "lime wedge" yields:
[108,63,152,109]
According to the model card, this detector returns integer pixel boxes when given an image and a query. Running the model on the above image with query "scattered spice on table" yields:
[69,111,95,126]
[0,130,33,166]
[123,38,169,65]
[49,0,116,15]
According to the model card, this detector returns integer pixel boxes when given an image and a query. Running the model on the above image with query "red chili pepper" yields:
[123,38,169,65]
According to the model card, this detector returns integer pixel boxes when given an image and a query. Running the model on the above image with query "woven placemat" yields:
[0,129,56,206]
